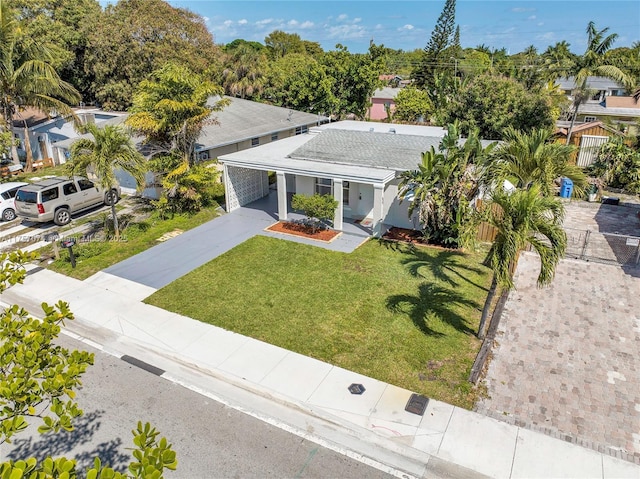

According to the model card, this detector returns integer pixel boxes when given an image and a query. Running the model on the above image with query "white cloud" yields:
[256,18,274,26]
[300,21,314,29]
[337,13,348,21]
[375,24,383,30]
[203,16,210,24]
[238,19,247,25]
[327,23,367,40]
[538,32,556,41]
[538,22,544,26]
[223,20,233,27]
[511,7,535,12]
[528,15,536,20]
[288,19,299,26]
[353,17,362,24]
[400,24,414,31]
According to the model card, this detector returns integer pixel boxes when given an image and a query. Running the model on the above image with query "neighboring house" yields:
[557,76,639,134]
[555,121,625,167]
[367,87,401,121]
[54,97,328,197]
[11,107,127,165]
[219,121,457,237]
[194,96,329,161]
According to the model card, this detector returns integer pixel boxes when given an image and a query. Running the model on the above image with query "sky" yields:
[164,0,640,54]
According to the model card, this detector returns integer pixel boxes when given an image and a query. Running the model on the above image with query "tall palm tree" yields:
[565,22,632,144]
[487,127,586,197]
[470,185,567,339]
[69,124,146,239]
[0,0,80,169]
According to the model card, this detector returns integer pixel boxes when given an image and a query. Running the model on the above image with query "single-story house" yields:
[555,121,625,167]
[53,97,328,196]
[219,121,455,237]
[11,107,127,165]
[367,87,401,121]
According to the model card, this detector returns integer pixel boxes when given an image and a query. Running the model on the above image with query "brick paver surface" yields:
[476,202,640,463]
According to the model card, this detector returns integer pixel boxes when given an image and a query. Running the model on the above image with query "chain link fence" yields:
[565,228,640,266]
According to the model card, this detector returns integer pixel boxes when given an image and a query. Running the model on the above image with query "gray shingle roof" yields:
[557,76,626,91]
[196,96,327,150]
[288,129,442,171]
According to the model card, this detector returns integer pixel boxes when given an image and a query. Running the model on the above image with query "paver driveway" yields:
[476,202,640,464]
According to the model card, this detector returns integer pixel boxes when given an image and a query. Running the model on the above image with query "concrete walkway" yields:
[2,266,639,478]
[102,192,372,291]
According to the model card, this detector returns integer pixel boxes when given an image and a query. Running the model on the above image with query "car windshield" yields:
[15,190,37,204]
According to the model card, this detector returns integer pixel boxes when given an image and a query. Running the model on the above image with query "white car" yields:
[0,181,29,221]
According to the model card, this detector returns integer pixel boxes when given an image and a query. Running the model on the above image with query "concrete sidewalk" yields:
[3,267,639,479]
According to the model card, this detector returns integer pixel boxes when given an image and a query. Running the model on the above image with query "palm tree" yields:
[486,127,586,197]
[69,124,146,239]
[470,185,567,339]
[564,22,632,144]
[0,0,80,169]
[126,62,227,164]
[399,123,495,246]
[541,41,576,82]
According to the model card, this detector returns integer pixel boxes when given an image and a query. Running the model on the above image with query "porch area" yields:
[240,190,377,253]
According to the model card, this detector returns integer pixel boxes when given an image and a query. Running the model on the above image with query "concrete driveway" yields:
[100,192,371,290]
[476,201,640,464]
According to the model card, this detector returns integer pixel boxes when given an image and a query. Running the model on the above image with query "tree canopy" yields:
[84,0,220,110]
[443,74,554,140]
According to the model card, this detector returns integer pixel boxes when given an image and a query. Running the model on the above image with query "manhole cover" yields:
[348,383,366,395]
[405,393,429,415]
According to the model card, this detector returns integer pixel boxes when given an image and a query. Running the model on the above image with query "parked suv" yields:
[15,176,120,225]
[0,181,29,221]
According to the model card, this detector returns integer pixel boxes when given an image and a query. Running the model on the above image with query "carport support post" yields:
[333,179,343,231]
[276,171,288,221]
[372,183,384,237]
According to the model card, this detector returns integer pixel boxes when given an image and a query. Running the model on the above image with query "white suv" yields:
[14,176,120,225]
[0,181,29,221]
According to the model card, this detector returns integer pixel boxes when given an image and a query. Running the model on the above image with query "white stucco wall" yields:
[383,180,415,229]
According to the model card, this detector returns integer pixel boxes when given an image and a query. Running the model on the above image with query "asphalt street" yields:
[1,334,392,479]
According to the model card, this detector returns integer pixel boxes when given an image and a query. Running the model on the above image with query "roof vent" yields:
[369,127,374,132]
[389,128,396,134]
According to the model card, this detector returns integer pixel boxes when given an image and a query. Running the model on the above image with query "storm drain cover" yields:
[348,383,366,395]
[405,394,429,415]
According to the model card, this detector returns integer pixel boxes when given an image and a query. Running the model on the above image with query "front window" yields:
[295,125,308,135]
[343,181,350,205]
[271,133,278,142]
[584,116,597,122]
[315,178,331,196]
[251,137,259,147]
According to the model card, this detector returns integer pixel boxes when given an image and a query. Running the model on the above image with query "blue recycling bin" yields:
[560,178,573,198]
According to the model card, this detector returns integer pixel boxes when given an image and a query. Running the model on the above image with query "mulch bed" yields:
[266,221,340,242]
[383,227,426,244]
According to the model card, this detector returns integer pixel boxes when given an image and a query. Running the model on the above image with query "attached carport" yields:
[219,132,397,237]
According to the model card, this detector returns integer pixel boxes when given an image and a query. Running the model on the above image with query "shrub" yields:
[291,193,338,232]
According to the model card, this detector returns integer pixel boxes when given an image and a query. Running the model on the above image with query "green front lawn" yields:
[44,206,220,279]
[145,236,492,408]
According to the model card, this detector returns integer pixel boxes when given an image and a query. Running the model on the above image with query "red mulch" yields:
[383,227,426,244]
[266,221,340,242]
[383,227,461,251]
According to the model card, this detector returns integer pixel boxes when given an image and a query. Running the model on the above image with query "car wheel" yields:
[104,189,119,206]
[54,208,71,225]
[2,208,16,221]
